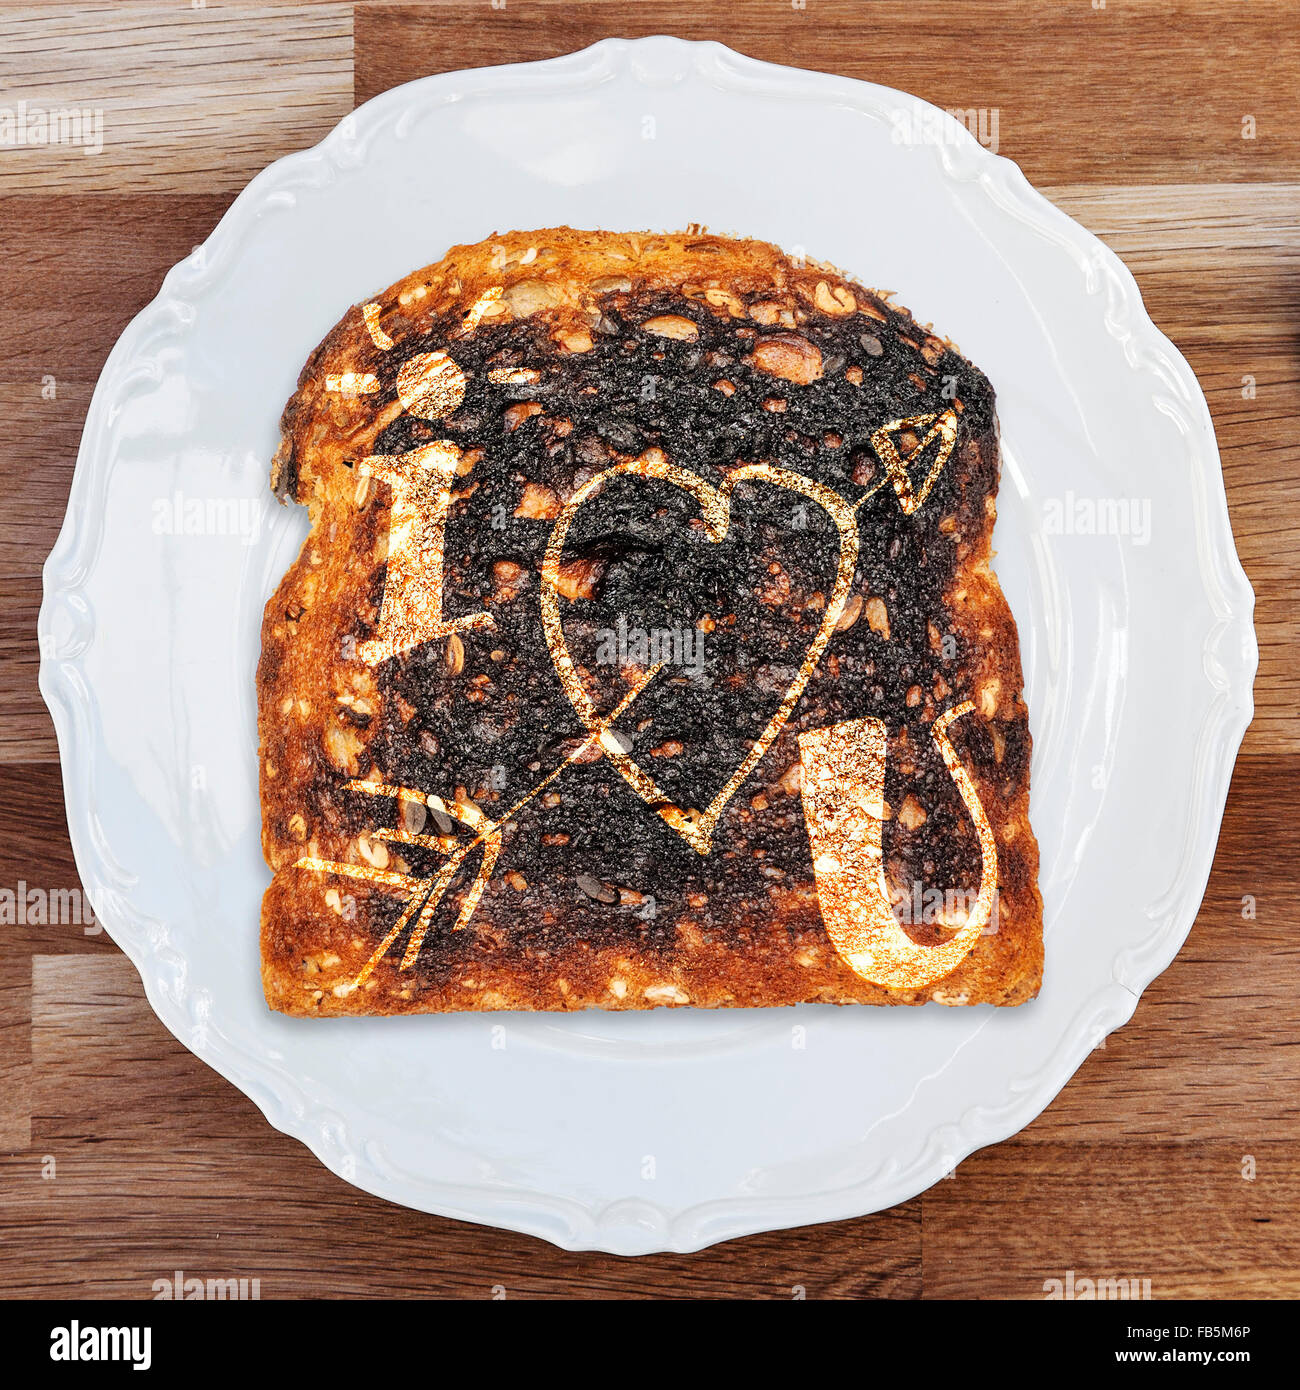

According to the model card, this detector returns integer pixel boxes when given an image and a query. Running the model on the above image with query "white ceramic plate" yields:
[39,37,1256,1254]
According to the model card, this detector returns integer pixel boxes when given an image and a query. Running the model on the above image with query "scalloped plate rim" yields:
[38,35,1257,1254]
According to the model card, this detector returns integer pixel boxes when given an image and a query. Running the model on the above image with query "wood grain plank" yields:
[1044,184,1300,756]
[0,195,236,762]
[0,578,47,763]
[31,955,264,1144]
[1,376,90,762]
[0,1141,919,1297]
[0,971,32,1151]
[923,1140,1300,1299]
[354,0,1300,184]
[1024,756,1300,1141]
[0,765,85,897]
[0,762,98,1150]
[1044,184,1300,367]
[0,5,352,192]
[0,382,92,579]
[0,196,236,382]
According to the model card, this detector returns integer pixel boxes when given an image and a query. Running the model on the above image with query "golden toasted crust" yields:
[258,227,1042,1015]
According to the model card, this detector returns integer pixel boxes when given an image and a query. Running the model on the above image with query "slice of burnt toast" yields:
[258,227,1042,1015]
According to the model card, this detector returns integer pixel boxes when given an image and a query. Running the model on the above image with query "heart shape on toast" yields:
[539,449,860,854]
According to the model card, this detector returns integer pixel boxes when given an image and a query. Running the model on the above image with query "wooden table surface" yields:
[1,1,1297,1300]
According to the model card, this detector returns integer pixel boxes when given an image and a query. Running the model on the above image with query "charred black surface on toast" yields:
[342,288,1021,978]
